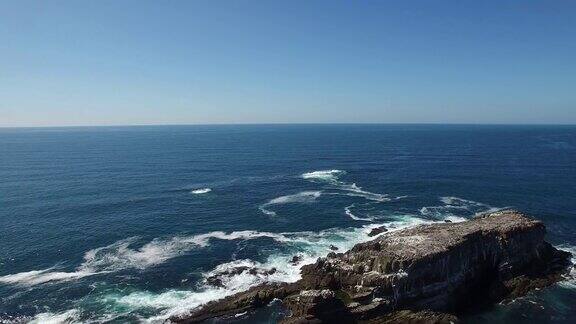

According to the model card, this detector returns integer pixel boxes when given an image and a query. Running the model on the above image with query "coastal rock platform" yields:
[170,211,573,323]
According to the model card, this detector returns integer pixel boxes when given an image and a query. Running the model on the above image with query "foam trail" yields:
[301,170,344,182]
[302,170,390,203]
[556,244,576,289]
[339,183,390,202]
[29,309,79,324]
[420,196,502,221]
[0,268,96,286]
[344,204,373,221]
[440,196,486,206]
[259,191,322,216]
[0,231,289,287]
[102,216,433,321]
[191,188,211,194]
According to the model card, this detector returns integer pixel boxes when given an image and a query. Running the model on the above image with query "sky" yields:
[1,0,575,127]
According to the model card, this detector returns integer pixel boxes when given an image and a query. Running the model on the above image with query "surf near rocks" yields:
[170,211,573,323]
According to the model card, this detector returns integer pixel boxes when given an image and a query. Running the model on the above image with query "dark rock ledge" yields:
[170,211,573,323]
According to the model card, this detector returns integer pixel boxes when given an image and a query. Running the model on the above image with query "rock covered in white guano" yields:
[171,211,573,323]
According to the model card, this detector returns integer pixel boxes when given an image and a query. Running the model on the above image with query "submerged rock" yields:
[368,226,388,237]
[171,211,572,323]
[204,266,279,288]
[291,255,304,265]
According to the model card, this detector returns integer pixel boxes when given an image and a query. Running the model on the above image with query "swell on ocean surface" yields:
[0,170,548,323]
[0,231,290,287]
[302,169,391,202]
[259,170,395,217]
[259,191,322,216]
[83,219,432,322]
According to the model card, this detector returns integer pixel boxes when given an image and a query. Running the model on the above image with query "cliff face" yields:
[171,211,573,323]
[298,211,571,318]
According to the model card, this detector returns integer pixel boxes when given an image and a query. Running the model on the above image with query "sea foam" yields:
[556,244,576,290]
[29,309,80,324]
[0,231,289,286]
[191,188,211,194]
[99,216,434,321]
[301,169,345,182]
[302,169,391,203]
[0,268,96,286]
[420,196,503,221]
[14,214,451,322]
[259,191,322,216]
[344,204,373,221]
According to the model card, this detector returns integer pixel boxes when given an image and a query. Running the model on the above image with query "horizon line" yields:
[1,122,576,129]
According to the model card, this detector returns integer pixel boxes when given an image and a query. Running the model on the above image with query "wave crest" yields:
[301,170,344,182]
[259,191,322,216]
[0,231,289,287]
[191,188,212,194]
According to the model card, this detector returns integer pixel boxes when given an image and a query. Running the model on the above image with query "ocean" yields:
[0,124,575,323]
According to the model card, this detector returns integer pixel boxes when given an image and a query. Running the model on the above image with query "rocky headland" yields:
[170,211,573,323]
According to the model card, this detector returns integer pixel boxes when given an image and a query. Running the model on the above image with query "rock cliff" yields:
[170,211,573,323]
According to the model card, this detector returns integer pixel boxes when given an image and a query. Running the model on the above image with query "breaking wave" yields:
[4,207,469,322]
[338,183,390,202]
[191,188,211,194]
[259,191,322,216]
[301,169,345,182]
[2,169,512,322]
[259,170,395,217]
[301,170,391,203]
[419,196,503,221]
[0,231,289,287]
[0,268,96,287]
[98,221,429,321]
[344,204,373,221]
[28,309,80,324]
[556,244,576,290]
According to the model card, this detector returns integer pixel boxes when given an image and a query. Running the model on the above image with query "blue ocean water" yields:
[0,124,575,323]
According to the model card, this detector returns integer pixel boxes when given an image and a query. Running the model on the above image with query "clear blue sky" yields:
[1,0,575,126]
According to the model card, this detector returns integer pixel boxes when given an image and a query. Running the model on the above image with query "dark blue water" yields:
[0,125,575,323]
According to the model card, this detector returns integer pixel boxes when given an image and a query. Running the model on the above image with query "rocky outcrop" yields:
[171,211,573,323]
[368,226,388,237]
[281,290,354,323]
[170,283,300,323]
[205,266,277,288]
[298,210,571,314]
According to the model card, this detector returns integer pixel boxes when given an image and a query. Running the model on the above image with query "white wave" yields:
[29,309,79,324]
[267,191,322,205]
[0,268,95,286]
[556,244,576,289]
[258,207,278,217]
[440,196,489,208]
[344,204,373,221]
[301,170,344,182]
[302,169,391,204]
[102,217,433,321]
[420,196,503,221]
[259,191,322,216]
[191,188,211,194]
[81,231,289,271]
[339,183,390,202]
[0,231,289,287]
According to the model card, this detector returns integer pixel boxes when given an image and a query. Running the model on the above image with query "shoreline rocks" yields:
[368,226,388,237]
[170,211,573,323]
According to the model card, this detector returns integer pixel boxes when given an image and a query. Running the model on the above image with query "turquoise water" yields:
[0,125,574,323]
